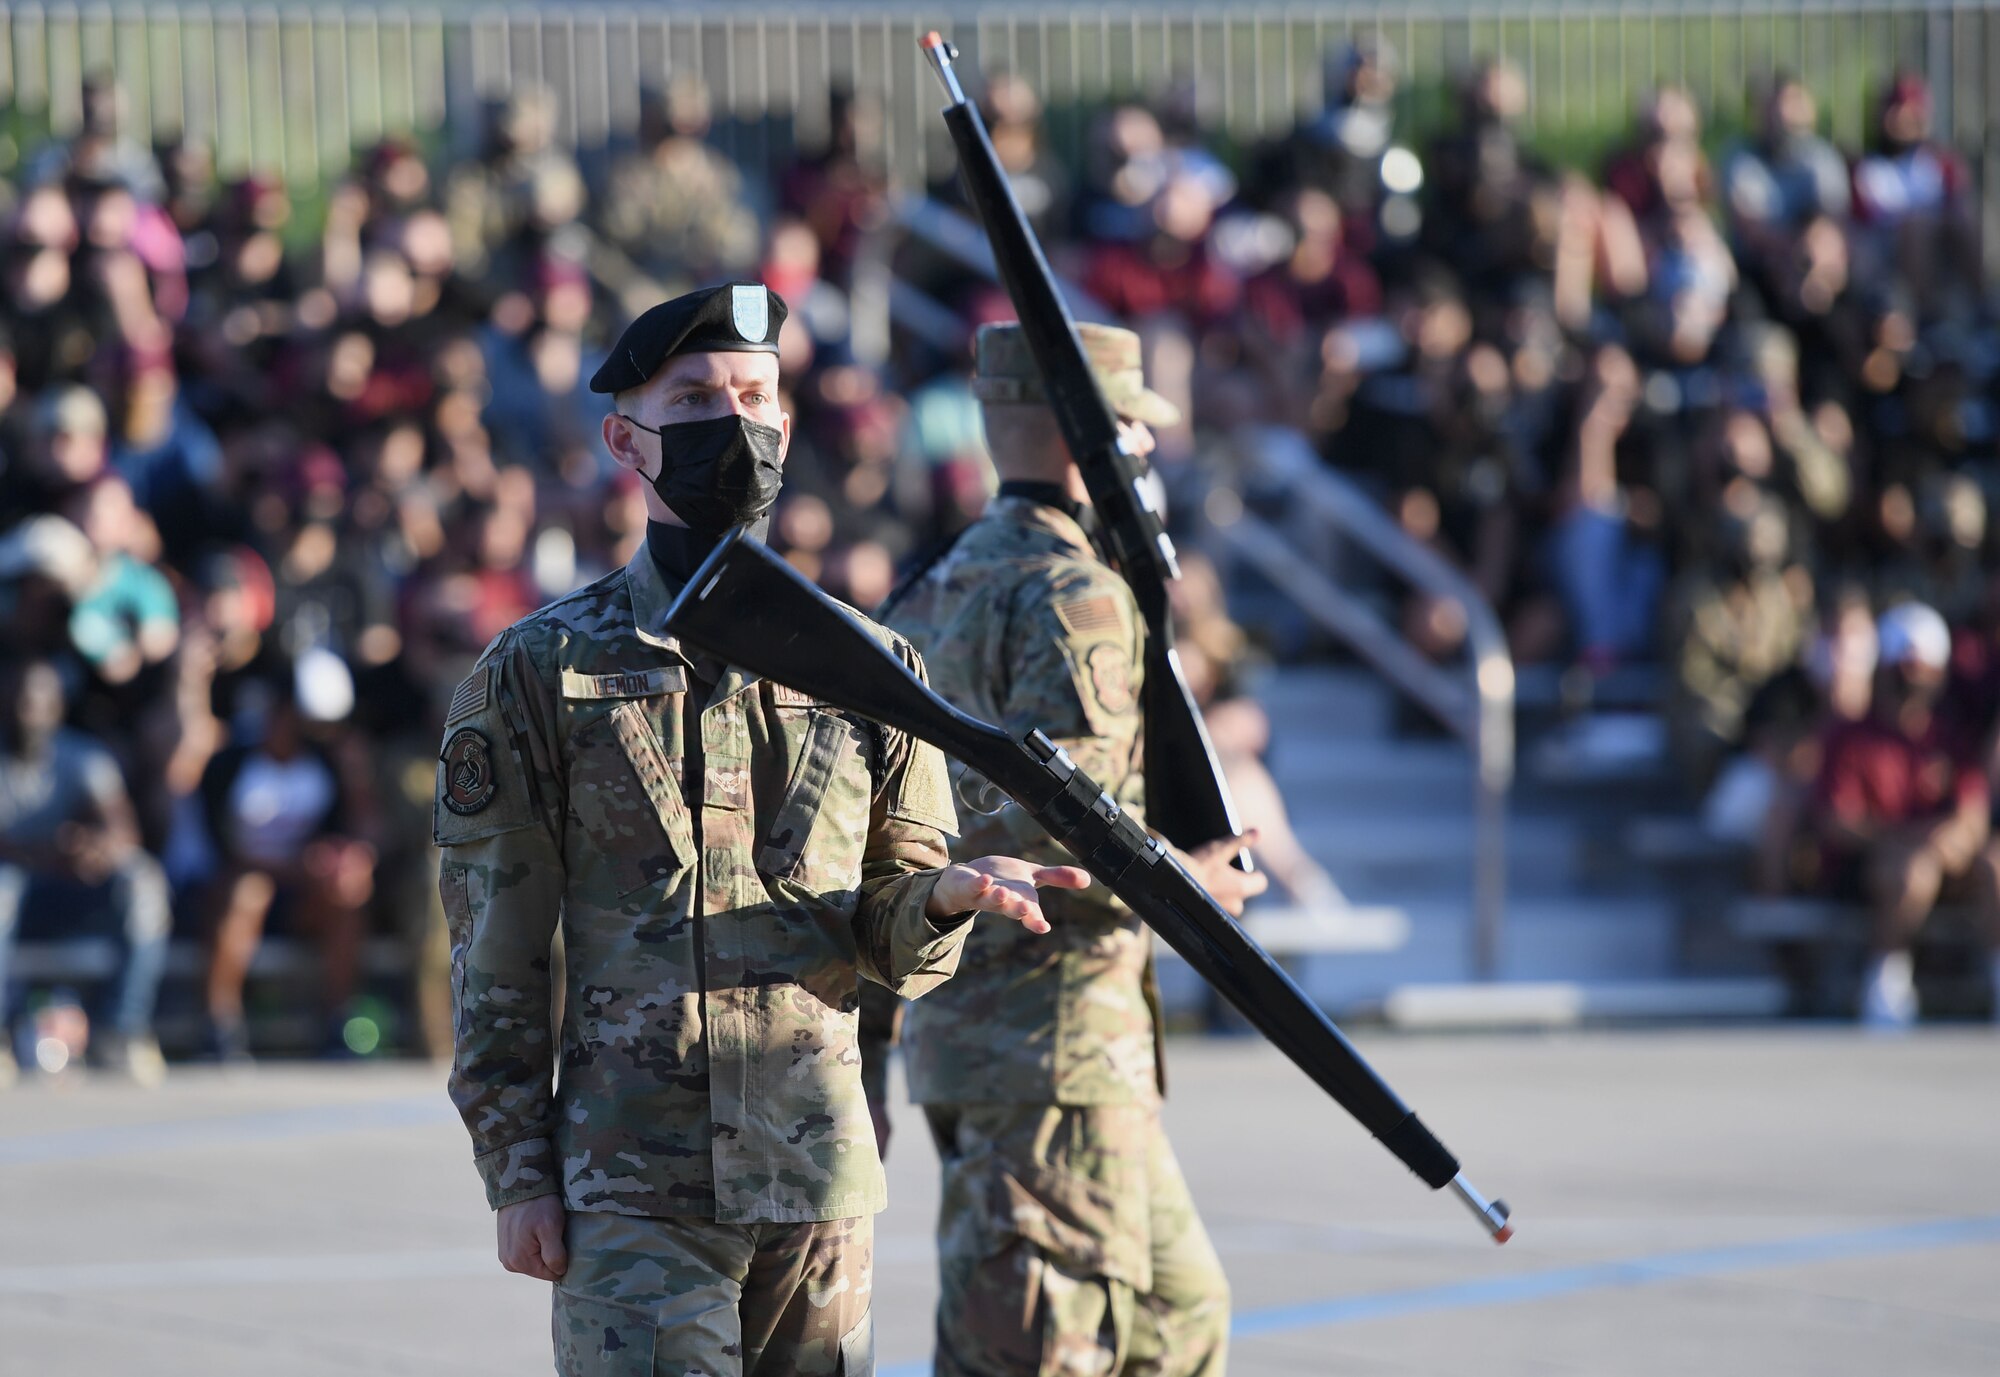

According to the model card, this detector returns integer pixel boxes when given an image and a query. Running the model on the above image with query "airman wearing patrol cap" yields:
[435,284,1091,1376]
[879,321,1261,1377]
[967,320,1183,428]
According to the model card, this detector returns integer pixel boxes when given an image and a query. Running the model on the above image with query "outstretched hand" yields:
[927,856,1092,934]
[1183,830,1269,916]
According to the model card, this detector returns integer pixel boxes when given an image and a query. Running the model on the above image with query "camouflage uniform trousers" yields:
[924,1103,1229,1377]
[554,1211,876,1377]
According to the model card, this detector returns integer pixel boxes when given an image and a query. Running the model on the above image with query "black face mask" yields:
[625,412,785,541]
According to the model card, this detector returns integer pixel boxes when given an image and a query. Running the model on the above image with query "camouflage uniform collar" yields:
[624,539,690,657]
[624,539,767,704]
[985,493,1100,562]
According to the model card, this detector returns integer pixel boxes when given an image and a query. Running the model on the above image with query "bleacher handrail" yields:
[1209,424,1514,977]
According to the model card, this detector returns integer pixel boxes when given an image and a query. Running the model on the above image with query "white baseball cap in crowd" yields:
[1877,601,1951,672]
[0,514,98,599]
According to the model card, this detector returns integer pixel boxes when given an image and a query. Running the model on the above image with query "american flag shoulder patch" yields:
[445,666,491,724]
[1053,592,1123,636]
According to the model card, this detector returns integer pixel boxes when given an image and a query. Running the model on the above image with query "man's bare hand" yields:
[927,856,1092,934]
[1183,831,1269,916]
[496,1195,568,1281]
[56,823,122,886]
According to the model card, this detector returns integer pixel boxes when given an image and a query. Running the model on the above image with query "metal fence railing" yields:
[1206,433,1517,978]
[3,4,1997,181]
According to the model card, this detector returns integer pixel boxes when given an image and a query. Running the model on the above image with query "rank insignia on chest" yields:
[441,727,498,815]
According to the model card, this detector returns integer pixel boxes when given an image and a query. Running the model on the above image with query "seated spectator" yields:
[1852,74,1980,319]
[1241,187,1382,354]
[0,513,99,664]
[1604,85,1709,227]
[3,385,112,528]
[1730,591,1879,889]
[110,356,225,554]
[1736,326,1851,528]
[0,656,170,1085]
[1808,585,1883,726]
[602,77,762,287]
[60,474,179,685]
[1667,489,1812,790]
[1422,60,1557,310]
[25,75,166,204]
[1805,603,2000,1026]
[1547,343,1666,671]
[928,69,1070,240]
[1270,36,1404,238]
[444,85,587,281]
[199,679,375,1060]
[1074,104,1172,246]
[1641,186,1737,367]
[779,86,889,290]
[1722,74,1850,298]
[1080,159,1242,332]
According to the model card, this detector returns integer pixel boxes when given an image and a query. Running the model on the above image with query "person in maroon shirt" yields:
[1810,602,2000,1025]
[1241,186,1383,352]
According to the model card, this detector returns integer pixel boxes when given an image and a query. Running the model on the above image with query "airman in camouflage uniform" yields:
[437,285,1087,1377]
[881,324,1264,1377]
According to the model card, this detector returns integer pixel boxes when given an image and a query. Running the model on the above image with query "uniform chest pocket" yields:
[567,700,696,899]
[757,709,875,884]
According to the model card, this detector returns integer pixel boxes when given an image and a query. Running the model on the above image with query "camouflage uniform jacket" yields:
[888,495,1163,1107]
[435,544,965,1224]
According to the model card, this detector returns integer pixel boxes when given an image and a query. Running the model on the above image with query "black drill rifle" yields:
[665,529,1513,1243]
[919,32,1247,867]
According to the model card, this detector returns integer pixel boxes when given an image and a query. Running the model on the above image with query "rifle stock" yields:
[664,530,1513,1242]
[919,33,1248,864]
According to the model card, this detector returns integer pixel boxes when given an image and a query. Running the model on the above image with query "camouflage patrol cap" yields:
[971,322,1181,427]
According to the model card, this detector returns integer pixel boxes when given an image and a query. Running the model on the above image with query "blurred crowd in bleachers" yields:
[5,39,2000,1073]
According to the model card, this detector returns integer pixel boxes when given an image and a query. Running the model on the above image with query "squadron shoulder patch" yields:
[1054,593,1123,636]
[1086,642,1136,716]
[441,727,498,815]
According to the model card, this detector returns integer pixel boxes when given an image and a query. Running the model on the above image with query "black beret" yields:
[588,283,789,394]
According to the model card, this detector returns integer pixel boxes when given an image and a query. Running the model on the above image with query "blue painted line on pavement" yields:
[0,1094,454,1166]
[878,1212,2000,1377]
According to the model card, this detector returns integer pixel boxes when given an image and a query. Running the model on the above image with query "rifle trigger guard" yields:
[953,768,1009,817]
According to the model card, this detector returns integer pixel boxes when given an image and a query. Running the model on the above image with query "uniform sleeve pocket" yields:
[568,702,696,898]
[440,863,473,1036]
[553,1290,656,1377]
